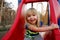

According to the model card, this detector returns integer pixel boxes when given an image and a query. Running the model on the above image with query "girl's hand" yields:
[51,23,59,29]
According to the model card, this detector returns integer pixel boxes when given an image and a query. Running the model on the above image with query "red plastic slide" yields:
[44,0,60,40]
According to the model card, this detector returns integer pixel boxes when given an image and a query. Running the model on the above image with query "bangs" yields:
[25,8,38,16]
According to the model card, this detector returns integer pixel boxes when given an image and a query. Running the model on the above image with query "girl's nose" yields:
[30,16,33,18]
[30,16,34,20]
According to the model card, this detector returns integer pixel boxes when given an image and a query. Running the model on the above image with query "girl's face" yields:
[26,12,37,25]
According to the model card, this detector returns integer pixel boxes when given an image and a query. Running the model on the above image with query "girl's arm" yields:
[28,24,59,32]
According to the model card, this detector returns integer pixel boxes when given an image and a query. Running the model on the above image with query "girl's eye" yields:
[33,15,35,16]
[28,15,31,17]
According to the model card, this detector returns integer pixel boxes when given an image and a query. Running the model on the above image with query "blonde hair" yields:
[25,8,40,27]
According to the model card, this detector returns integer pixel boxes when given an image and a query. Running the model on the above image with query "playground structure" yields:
[1,0,60,40]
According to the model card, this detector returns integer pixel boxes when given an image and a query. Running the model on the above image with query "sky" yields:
[5,0,18,10]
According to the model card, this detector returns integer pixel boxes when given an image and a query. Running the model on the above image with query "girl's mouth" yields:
[30,19,35,22]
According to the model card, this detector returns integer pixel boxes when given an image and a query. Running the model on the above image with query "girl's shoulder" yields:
[25,24,29,29]
[25,23,36,29]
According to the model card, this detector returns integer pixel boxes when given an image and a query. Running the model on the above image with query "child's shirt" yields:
[25,21,43,38]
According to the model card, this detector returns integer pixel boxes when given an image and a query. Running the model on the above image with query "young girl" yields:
[24,8,59,40]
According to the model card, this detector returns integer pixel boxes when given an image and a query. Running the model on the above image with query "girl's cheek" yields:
[34,16,38,19]
[27,17,30,20]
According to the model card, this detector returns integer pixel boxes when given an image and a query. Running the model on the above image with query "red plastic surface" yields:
[24,0,48,3]
[44,0,60,40]
[49,0,60,40]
